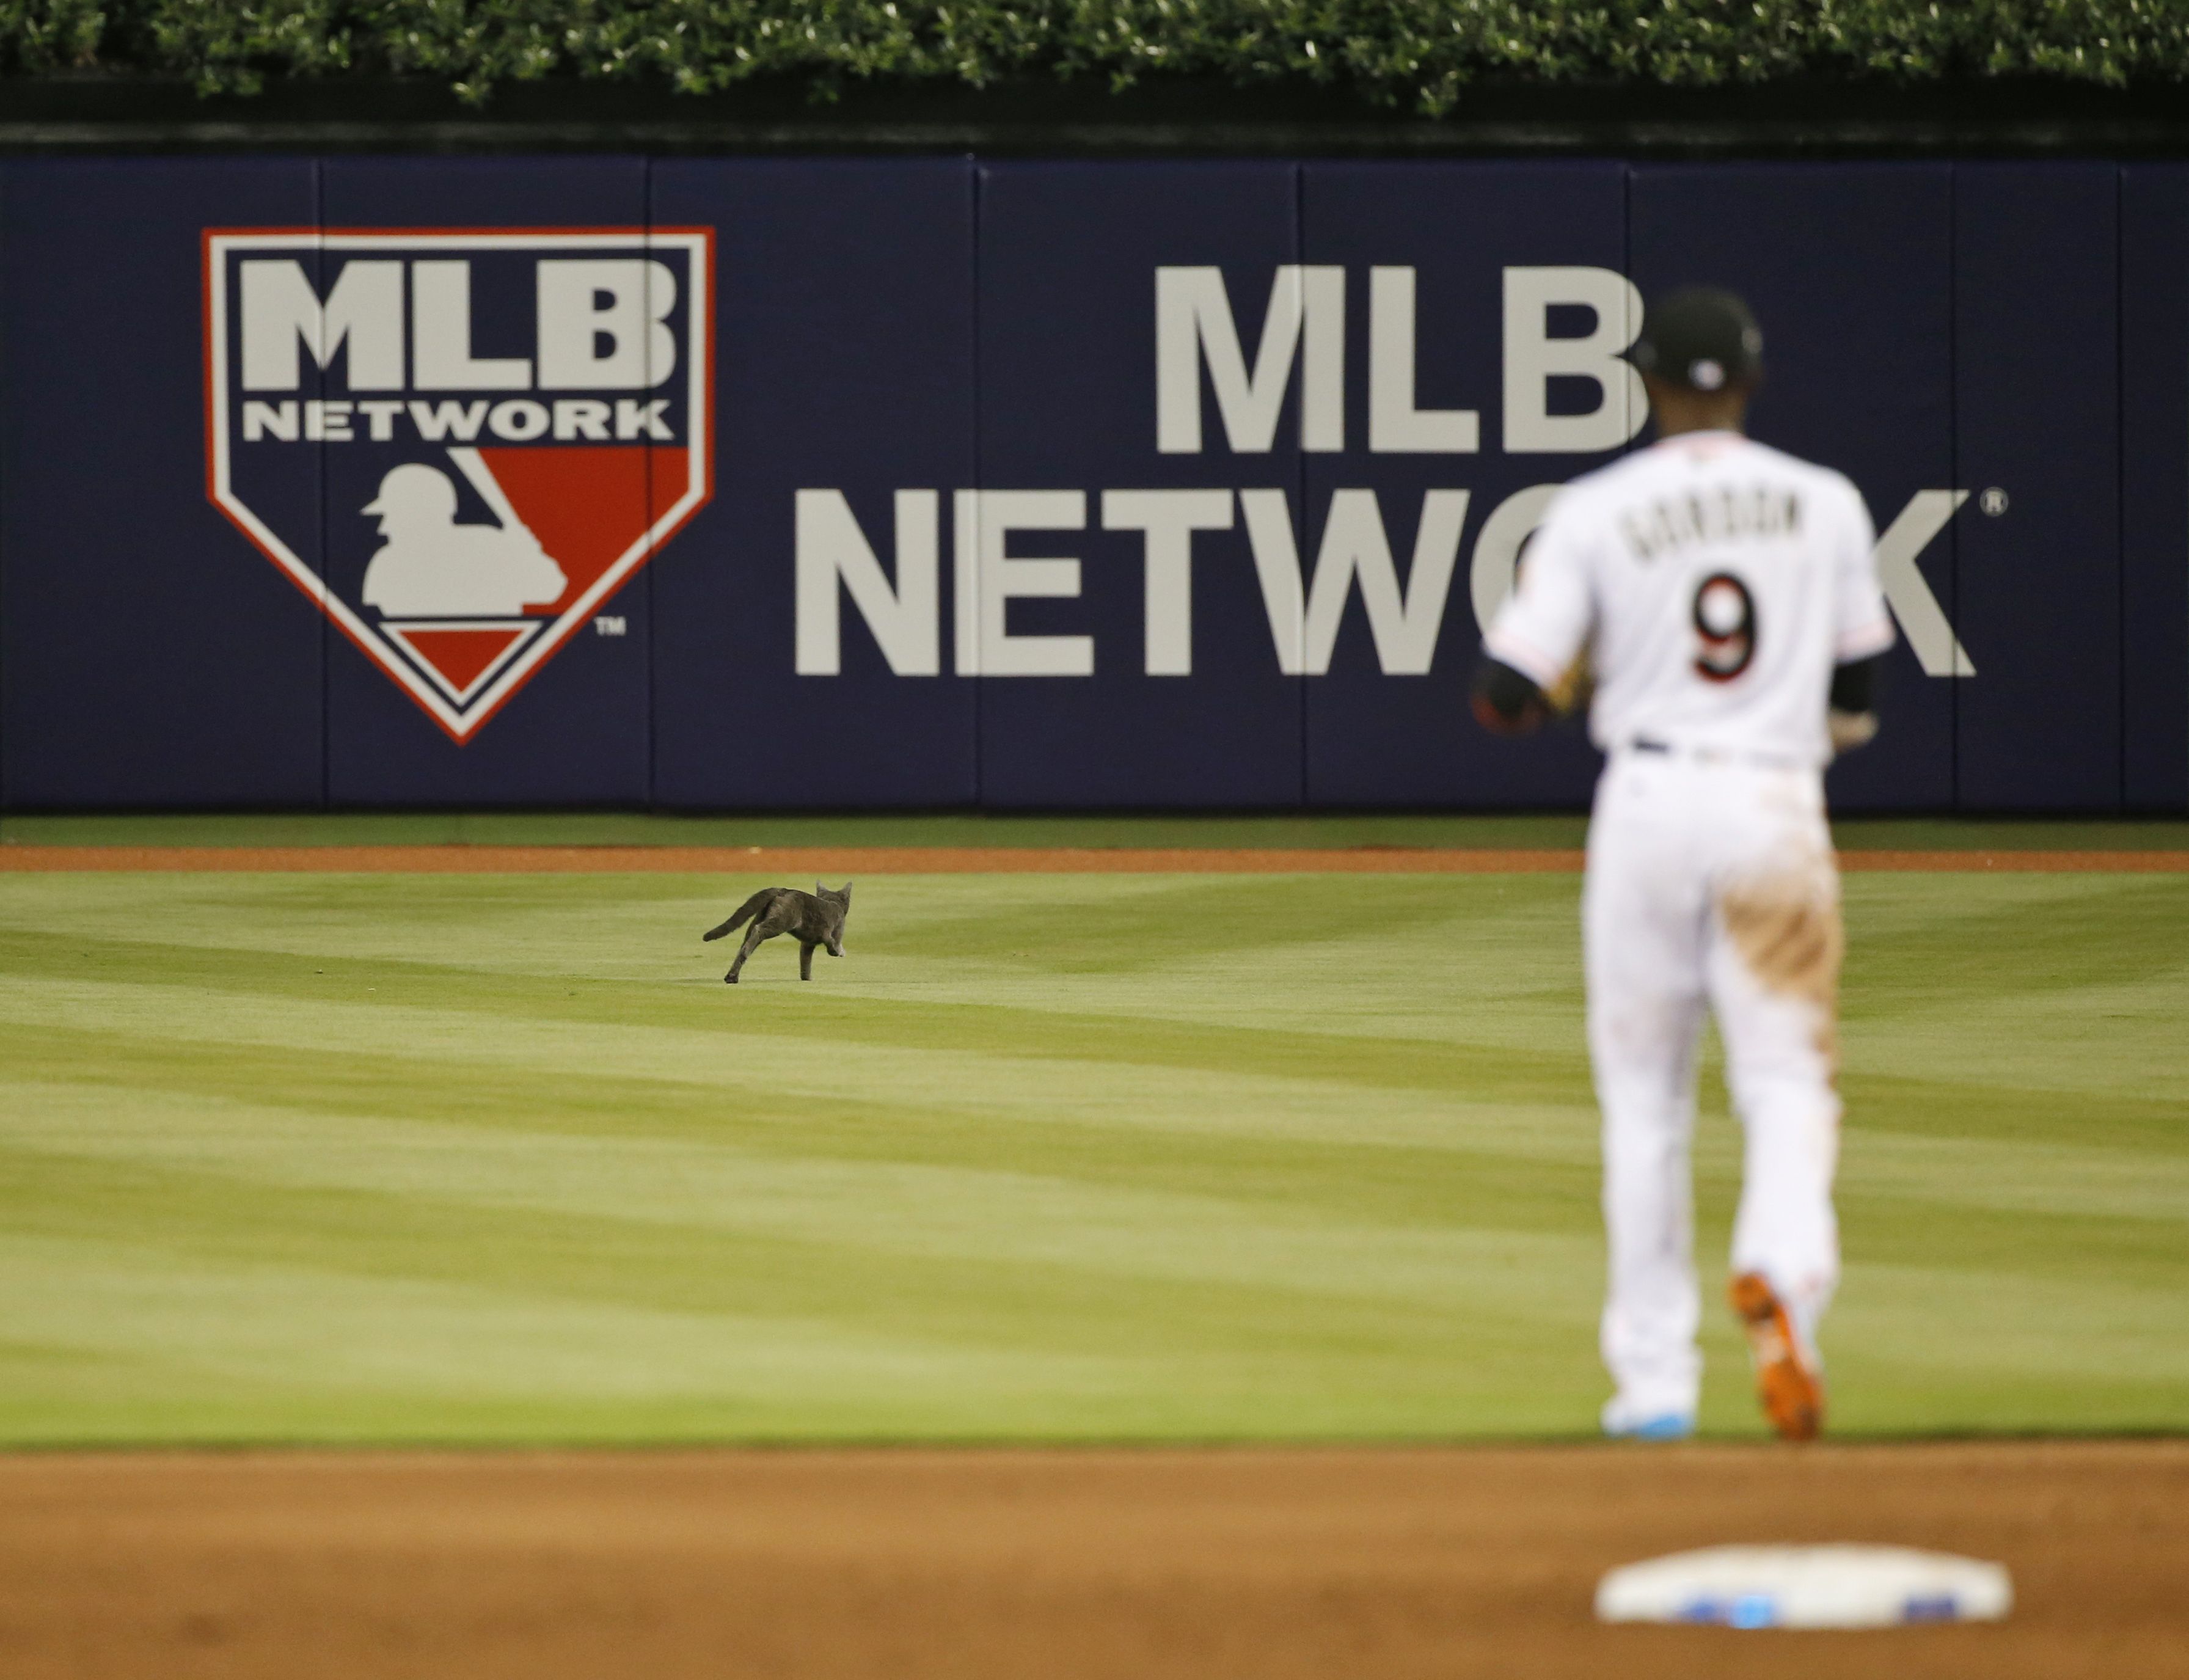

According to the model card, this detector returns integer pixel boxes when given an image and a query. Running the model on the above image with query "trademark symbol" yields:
[594,616,627,637]
[1980,488,2009,516]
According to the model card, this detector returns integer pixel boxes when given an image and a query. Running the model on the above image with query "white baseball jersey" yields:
[1485,430,1895,767]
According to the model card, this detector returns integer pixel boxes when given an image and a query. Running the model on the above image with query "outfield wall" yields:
[1,157,2184,813]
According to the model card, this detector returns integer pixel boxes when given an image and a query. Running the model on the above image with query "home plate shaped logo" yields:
[205,227,713,740]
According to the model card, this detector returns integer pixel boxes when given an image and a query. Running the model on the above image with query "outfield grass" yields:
[1,861,2184,1445]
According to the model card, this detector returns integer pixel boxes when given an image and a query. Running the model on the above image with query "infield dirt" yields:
[5,1442,2182,1680]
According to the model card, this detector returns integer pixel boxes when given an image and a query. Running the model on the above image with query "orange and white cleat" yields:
[1729,1273,1825,1442]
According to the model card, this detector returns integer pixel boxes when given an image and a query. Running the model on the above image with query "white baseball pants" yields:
[1584,748,1844,1423]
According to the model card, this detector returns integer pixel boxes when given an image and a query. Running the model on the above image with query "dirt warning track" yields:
[2,1442,2182,1680]
[4,844,2187,873]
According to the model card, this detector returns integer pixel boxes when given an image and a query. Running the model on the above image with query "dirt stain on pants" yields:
[1718,871,1844,1065]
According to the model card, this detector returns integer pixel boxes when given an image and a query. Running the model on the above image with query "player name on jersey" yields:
[1618,485,1803,563]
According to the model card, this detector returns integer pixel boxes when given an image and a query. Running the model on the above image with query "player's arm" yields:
[1474,492,1596,739]
[1827,478,1895,756]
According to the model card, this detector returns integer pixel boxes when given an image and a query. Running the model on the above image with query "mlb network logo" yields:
[204,227,714,739]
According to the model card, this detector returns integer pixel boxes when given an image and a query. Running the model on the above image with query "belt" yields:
[1627,737,1805,772]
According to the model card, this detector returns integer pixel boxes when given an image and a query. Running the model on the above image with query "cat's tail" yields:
[703,890,772,941]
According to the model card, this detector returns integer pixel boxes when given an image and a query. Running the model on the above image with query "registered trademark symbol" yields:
[1980,488,2009,516]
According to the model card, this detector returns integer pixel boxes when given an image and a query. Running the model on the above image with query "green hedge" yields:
[7,0,2188,114]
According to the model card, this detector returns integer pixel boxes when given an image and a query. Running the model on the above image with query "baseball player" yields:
[360,458,566,619]
[1473,287,1893,1442]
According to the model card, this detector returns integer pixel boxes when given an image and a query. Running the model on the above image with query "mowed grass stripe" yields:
[0,1233,1188,1438]
[0,1041,1599,1233]
[1842,876,2189,1105]
[1,867,2184,1442]
[0,935,1593,1098]
[0,1170,1606,1442]
[0,868,1591,1036]
[0,970,1602,1166]
[0,1083,1599,1310]
[15,1004,2182,1249]
[9,1124,2178,1405]
[0,1145,1545,1359]
[9,1020,2182,1236]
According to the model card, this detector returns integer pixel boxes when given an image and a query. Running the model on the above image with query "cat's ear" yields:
[840,880,853,898]
[816,880,825,896]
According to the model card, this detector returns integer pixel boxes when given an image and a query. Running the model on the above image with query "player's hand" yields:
[1827,708,1879,754]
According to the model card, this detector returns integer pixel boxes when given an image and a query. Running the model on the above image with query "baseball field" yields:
[2,812,2186,1676]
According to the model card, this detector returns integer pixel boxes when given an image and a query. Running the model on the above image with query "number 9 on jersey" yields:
[1692,572,1757,682]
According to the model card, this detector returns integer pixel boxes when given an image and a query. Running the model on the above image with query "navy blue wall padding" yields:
[1,158,327,808]
[2122,166,2189,814]
[1953,164,2122,812]
[0,155,2180,814]
[1300,161,1623,807]
[649,158,979,809]
[317,156,655,807]
[973,161,1307,808]
[1628,164,1957,813]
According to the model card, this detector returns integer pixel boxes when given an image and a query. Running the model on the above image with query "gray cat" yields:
[703,882,853,984]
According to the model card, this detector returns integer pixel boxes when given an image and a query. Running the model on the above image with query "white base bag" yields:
[1595,1544,2012,1629]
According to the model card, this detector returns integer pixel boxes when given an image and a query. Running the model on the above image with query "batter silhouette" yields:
[360,462,566,618]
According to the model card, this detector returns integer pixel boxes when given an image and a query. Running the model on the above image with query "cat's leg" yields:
[800,941,816,981]
[726,926,767,984]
